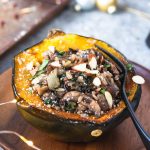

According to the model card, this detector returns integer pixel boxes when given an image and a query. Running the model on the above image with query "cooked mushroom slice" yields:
[62,91,81,102]
[97,94,110,112]
[107,83,119,97]
[111,63,120,75]
[33,85,48,96]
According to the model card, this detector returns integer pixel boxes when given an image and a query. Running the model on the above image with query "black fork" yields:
[95,44,150,150]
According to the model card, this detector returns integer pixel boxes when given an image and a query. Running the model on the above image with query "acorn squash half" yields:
[12,29,141,142]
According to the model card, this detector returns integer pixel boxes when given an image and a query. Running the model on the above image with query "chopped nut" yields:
[88,54,97,70]
[36,86,48,95]
[50,61,61,68]
[62,60,72,67]
[66,71,73,79]
[30,67,38,76]
[48,46,55,53]
[104,91,113,109]
[72,63,87,72]
[56,88,65,92]
[32,74,47,85]
[26,62,33,71]
[85,69,99,75]
[93,77,101,86]
[132,75,145,84]
[77,76,84,83]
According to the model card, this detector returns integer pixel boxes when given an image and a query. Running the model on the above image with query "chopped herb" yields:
[71,78,76,82]
[126,63,133,71]
[100,88,106,94]
[57,51,65,57]
[104,63,111,68]
[79,72,84,76]
[64,101,77,112]
[31,59,49,79]
[44,99,52,105]
[38,59,49,71]
[32,69,45,79]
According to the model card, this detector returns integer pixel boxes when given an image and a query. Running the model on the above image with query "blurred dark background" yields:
[0,0,150,73]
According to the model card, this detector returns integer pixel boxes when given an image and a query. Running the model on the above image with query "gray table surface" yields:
[0,0,150,73]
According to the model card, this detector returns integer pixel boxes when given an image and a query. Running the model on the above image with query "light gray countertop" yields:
[0,0,150,73]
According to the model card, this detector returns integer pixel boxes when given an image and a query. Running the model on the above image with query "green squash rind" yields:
[16,85,141,142]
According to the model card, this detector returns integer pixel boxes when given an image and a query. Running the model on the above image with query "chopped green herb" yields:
[100,88,106,94]
[65,101,77,112]
[126,63,133,71]
[59,51,65,55]
[44,99,52,105]
[38,59,49,71]
[32,69,45,79]
[79,72,84,76]
[104,63,111,68]
[57,51,65,57]
[71,78,76,82]
[31,59,49,79]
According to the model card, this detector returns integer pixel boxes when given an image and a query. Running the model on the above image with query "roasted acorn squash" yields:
[12,29,141,142]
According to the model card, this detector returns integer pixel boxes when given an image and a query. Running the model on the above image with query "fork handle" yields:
[122,88,150,150]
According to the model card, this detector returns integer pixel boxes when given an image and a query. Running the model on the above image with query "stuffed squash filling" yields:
[27,47,122,117]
